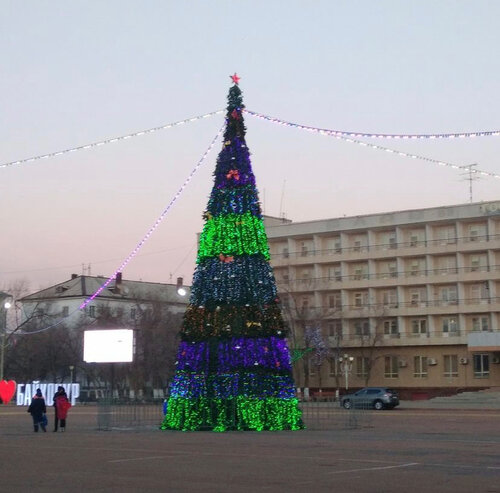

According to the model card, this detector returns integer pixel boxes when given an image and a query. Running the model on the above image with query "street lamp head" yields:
[4,301,11,309]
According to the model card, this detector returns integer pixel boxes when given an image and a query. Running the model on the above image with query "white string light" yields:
[78,123,225,310]
[17,123,225,334]
[0,110,224,169]
[245,110,500,180]
[244,109,500,140]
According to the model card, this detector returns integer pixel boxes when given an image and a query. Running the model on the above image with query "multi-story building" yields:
[265,201,500,398]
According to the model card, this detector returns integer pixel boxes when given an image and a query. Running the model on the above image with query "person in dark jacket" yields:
[28,389,47,432]
[53,386,70,432]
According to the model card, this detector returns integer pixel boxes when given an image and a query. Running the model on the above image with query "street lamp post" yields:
[69,365,75,383]
[0,292,13,382]
[339,354,354,391]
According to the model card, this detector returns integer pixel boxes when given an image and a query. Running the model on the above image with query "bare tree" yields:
[353,306,388,386]
[279,287,341,392]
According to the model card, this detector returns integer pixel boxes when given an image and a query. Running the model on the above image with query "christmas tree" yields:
[161,74,303,431]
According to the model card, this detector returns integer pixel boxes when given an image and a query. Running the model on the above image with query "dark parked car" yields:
[340,387,399,410]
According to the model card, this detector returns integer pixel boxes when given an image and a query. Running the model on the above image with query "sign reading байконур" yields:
[16,382,80,406]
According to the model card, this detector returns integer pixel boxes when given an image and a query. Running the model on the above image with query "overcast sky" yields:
[1,1,499,293]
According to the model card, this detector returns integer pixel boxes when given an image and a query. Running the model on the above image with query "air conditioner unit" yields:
[492,357,500,364]
[459,357,468,365]
[427,358,438,366]
[398,360,407,368]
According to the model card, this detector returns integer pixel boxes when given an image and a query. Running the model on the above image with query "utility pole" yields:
[0,292,13,381]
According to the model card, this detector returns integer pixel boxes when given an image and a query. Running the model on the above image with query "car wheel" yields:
[373,400,384,410]
[343,400,352,409]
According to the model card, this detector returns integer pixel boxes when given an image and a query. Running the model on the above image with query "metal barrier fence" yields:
[97,399,165,431]
[299,399,373,430]
[96,398,373,431]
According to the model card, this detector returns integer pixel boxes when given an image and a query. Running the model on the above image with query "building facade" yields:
[20,273,190,327]
[265,201,500,398]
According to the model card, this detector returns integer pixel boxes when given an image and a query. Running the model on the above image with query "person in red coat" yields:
[53,386,71,432]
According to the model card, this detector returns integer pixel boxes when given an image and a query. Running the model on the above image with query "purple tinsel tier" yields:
[175,336,292,372]
[212,137,256,189]
[169,371,296,399]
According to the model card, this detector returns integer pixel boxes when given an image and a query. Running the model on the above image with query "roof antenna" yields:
[279,179,286,220]
[460,163,479,203]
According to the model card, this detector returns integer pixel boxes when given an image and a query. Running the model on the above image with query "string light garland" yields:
[16,125,225,333]
[244,109,500,140]
[245,110,500,180]
[0,110,224,169]
[78,123,225,311]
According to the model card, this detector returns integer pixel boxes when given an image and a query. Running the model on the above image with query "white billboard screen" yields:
[83,329,134,363]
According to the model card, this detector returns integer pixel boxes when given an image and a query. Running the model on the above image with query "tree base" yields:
[160,396,304,432]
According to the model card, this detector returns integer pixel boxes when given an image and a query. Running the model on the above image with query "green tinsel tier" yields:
[197,212,270,263]
[160,396,304,432]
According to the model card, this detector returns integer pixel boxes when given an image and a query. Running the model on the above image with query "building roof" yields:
[265,200,500,238]
[20,275,190,305]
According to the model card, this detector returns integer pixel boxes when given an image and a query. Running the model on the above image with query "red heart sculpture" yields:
[0,380,17,404]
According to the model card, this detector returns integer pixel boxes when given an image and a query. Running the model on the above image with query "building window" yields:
[282,247,289,258]
[301,243,309,257]
[472,316,489,332]
[443,355,458,378]
[383,319,398,336]
[130,308,136,320]
[436,225,456,245]
[356,357,369,378]
[414,356,428,378]
[353,240,361,252]
[409,288,426,306]
[88,305,96,318]
[327,320,342,339]
[468,224,486,242]
[411,318,427,335]
[442,317,459,335]
[470,283,489,303]
[353,291,367,307]
[62,306,69,317]
[329,359,339,376]
[440,286,458,305]
[473,354,489,378]
[409,234,419,247]
[328,292,341,309]
[384,356,398,379]
[354,319,370,336]
[382,290,398,307]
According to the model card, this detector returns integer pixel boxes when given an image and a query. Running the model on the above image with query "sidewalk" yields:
[401,390,500,410]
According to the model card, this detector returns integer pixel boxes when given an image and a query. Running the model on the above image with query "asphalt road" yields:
[1,405,499,493]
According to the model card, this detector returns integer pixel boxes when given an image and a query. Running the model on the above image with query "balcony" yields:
[468,331,500,351]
